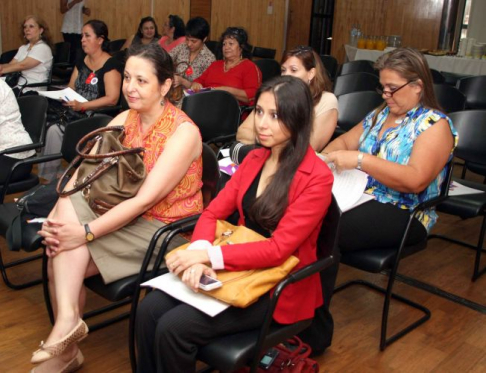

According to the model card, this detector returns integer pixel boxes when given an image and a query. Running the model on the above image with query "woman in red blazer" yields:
[136,75,334,373]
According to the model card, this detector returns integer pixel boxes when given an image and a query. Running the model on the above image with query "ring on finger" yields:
[190,269,195,274]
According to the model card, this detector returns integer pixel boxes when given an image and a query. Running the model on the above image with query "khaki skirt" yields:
[70,192,188,284]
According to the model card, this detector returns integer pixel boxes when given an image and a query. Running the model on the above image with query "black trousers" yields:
[0,155,33,185]
[339,200,427,251]
[136,290,271,373]
[62,32,83,64]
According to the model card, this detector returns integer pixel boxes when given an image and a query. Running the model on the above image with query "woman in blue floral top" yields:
[322,47,457,251]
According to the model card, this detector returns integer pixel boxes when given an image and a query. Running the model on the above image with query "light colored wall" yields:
[467,0,486,42]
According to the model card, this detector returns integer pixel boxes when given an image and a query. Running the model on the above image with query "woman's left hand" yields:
[37,218,86,257]
[326,150,361,173]
[63,99,84,112]
[166,249,210,276]
[181,264,217,292]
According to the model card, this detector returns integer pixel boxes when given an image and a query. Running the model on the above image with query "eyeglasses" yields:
[376,81,413,98]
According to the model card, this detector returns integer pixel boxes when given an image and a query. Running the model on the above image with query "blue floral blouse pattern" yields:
[358,105,458,231]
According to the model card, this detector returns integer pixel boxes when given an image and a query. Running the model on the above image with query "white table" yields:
[344,45,486,76]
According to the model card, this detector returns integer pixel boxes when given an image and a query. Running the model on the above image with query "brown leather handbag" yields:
[166,220,300,308]
[57,126,146,215]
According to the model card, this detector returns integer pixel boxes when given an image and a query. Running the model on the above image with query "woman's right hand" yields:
[190,82,203,92]
[182,264,218,292]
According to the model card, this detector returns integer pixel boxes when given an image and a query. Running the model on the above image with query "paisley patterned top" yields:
[122,103,203,223]
[359,105,458,231]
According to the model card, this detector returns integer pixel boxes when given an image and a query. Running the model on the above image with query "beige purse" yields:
[166,220,300,308]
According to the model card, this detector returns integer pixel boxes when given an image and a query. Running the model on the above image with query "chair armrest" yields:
[53,62,73,69]
[89,105,122,117]
[0,142,44,156]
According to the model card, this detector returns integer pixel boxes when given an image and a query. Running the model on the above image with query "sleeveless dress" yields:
[70,103,203,283]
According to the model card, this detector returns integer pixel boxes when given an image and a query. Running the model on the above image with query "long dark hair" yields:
[281,46,332,105]
[249,76,313,231]
[136,16,161,39]
[84,20,110,52]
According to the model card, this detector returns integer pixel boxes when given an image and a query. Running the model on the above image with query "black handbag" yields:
[46,98,87,128]
[6,179,66,252]
[4,72,22,88]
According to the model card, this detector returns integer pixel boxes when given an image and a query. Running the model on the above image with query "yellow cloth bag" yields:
[166,220,300,308]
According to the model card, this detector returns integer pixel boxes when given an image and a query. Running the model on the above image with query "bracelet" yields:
[80,106,86,113]
[357,152,364,170]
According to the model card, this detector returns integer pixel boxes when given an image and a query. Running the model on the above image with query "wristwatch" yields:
[84,224,95,242]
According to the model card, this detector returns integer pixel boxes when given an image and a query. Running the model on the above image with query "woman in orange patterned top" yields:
[34,43,203,372]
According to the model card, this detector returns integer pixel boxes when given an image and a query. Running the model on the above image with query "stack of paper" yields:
[331,169,374,212]
[38,87,87,102]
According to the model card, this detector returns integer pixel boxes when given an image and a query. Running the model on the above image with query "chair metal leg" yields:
[334,277,430,350]
[428,214,486,282]
[0,247,43,290]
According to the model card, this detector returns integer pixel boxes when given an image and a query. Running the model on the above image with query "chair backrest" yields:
[0,49,18,64]
[317,194,341,259]
[61,115,113,163]
[201,143,220,207]
[433,84,466,113]
[456,75,486,110]
[16,96,48,146]
[205,40,221,59]
[109,39,127,54]
[252,46,276,59]
[333,72,380,97]
[340,60,377,76]
[54,42,71,64]
[448,110,486,166]
[181,90,241,143]
[254,59,281,83]
[337,91,384,131]
[430,69,445,84]
[320,54,338,80]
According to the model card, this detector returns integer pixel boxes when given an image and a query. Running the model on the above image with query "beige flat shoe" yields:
[31,320,88,364]
[31,349,84,373]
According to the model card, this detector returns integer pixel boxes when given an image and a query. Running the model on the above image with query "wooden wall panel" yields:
[210,0,287,60]
[87,0,151,42]
[1,0,64,52]
[331,0,445,64]
[286,0,313,51]
[190,0,212,23]
[153,0,190,29]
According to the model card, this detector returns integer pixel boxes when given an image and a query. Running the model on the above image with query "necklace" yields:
[224,58,243,73]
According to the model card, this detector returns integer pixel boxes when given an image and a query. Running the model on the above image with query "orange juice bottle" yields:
[357,36,366,49]
[365,37,374,50]
[377,37,386,51]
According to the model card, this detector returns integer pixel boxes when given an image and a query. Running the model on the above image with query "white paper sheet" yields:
[141,273,230,317]
[38,87,88,102]
[332,169,373,212]
[449,181,485,196]
[218,157,238,176]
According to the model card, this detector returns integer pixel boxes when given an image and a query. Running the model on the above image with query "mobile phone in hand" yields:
[199,274,222,291]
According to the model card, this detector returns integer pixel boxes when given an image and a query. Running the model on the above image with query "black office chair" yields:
[108,39,127,54]
[254,59,281,82]
[205,40,221,59]
[0,49,18,64]
[51,42,75,86]
[430,69,446,84]
[457,76,486,110]
[0,96,49,290]
[336,91,383,133]
[427,110,486,282]
[181,90,241,146]
[433,84,466,113]
[334,163,454,350]
[252,46,276,59]
[333,72,380,97]
[320,55,338,81]
[130,195,340,372]
[339,60,377,76]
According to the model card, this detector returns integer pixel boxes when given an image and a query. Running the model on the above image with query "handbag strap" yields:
[75,125,145,159]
